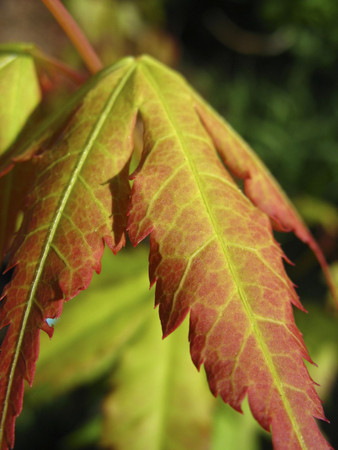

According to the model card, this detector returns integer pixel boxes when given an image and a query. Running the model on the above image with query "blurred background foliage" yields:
[0,0,337,448]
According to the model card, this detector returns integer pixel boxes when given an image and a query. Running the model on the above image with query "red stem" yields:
[42,0,103,74]
[34,49,87,84]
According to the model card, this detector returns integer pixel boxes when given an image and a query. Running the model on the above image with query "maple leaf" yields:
[192,95,338,307]
[22,247,214,448]
[32,248,153,401]
[0,54,334,449]
[127,56,332,449]
[0,57,138,449]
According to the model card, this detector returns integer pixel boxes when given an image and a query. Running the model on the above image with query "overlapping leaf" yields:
[213,397,266,450]
[0,48,41,262]
[127,56,330,449]
[0,45,91,177]
[0,57,138,449]
[0,54,333,450]
[0,48,41,156]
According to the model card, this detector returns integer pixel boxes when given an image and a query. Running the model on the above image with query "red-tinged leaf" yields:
[192,96,338,307]
[31,248,152,402]
[127,56,331,449]
[0,57,138,449]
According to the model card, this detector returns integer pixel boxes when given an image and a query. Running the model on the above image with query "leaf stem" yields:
[34,49,87,84]
[42,0,103,74]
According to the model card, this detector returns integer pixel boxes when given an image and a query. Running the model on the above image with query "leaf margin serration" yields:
[0,56,138,449]
[126,55,331,450]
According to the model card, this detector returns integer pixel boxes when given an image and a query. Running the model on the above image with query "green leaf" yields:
[294,301,338,401]
[0,47,41,155]
[101,311,214,450]
[212,398,266,450]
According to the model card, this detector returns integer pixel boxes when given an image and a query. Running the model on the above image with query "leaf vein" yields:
[0,62,137,438]
[140,61,305,448]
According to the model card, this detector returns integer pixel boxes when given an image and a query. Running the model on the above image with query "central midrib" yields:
[139,60,306,449]
[1,62,137,441]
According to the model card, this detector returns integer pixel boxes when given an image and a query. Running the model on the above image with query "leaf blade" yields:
[193,95,338,307]
[127,56,330,449]
[0,50,41,155]
[0,58,138,449]
[0,47,41,262]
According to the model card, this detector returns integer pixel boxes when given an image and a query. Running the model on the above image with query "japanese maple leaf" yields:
[0,55,334,449]
[127,57,332,449]
[0,57,138,449]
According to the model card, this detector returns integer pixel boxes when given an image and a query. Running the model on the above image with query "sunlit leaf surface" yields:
[0,54,332,450]
[0,47,41,155]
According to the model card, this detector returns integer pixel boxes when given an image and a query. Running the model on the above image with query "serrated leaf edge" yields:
[0,60,137,444]
[138,57,317,449]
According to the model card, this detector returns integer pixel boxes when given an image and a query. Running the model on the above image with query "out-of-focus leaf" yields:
[61,417,102,450]
[0,46,41,155]
[101,313,214,450]
[212,397,267,450]
[293,196,338,235]
[294,302,338,401]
